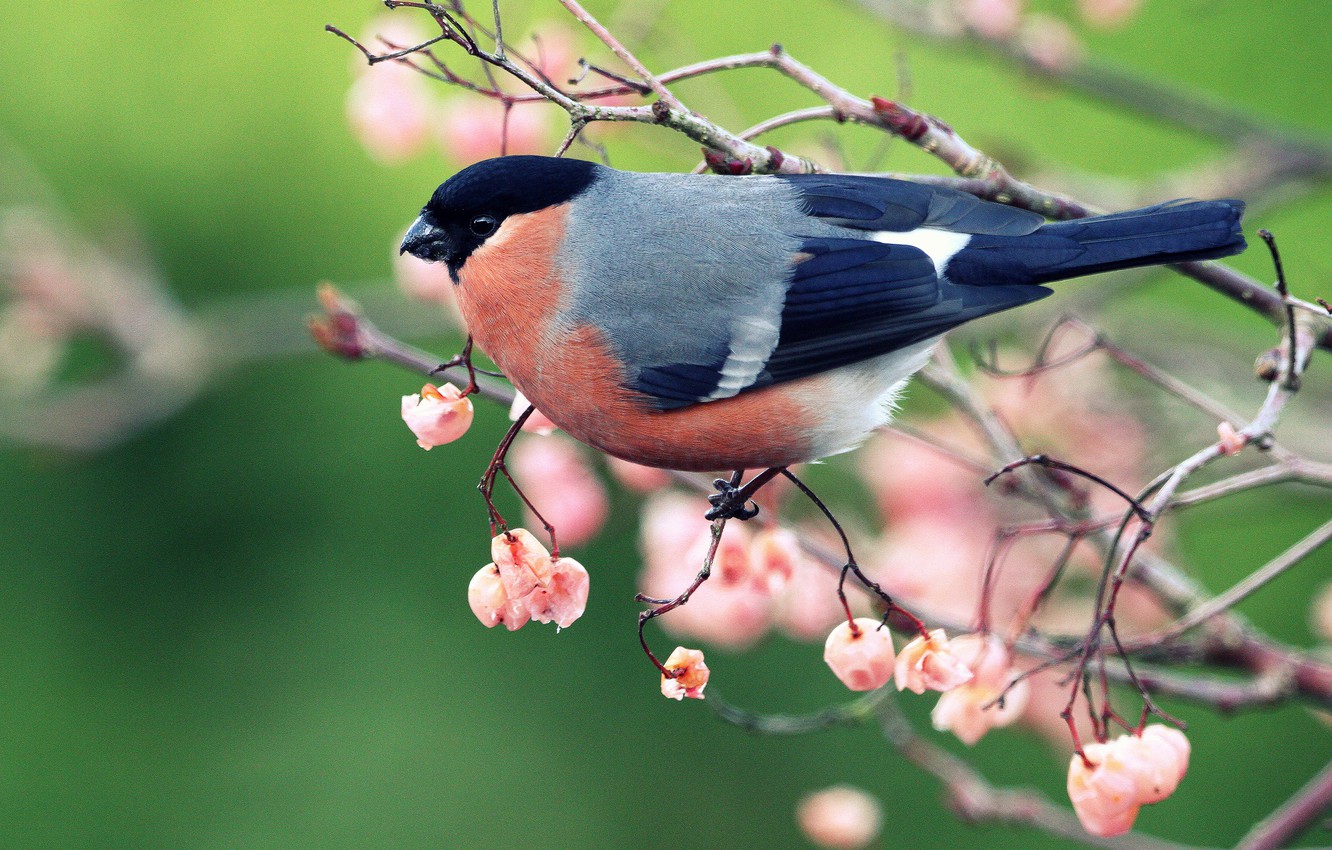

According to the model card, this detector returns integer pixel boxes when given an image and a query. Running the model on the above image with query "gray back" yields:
[555,169,835,371]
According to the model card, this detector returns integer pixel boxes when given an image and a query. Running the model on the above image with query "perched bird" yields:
[400,156,1244,474]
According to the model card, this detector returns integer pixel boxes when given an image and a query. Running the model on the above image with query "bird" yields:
[399,155,1245,476]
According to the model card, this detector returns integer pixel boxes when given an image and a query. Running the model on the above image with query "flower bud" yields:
[660,646,709,700]
[824,618,896,691]
[796,785,882,850]
[401,382,473,449]
[895,629,975,694]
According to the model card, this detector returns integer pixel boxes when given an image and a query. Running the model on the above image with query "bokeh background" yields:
[1,1,1329,847]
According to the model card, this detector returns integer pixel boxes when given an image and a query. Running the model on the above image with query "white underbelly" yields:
[801,337,941,460]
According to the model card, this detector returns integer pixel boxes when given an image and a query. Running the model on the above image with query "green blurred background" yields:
[1,1,1329,847]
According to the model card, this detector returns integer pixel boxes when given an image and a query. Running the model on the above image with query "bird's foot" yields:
[705,478,760,521]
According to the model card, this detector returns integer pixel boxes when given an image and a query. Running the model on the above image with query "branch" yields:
[1140,518,1332,646]
[1234,760,1332,850]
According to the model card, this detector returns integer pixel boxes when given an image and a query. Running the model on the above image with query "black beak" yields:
[400,215,452,263]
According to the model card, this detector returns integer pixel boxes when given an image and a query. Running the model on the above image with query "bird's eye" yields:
[469,215,499,237]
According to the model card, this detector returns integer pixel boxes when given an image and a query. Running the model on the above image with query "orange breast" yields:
[454,205,819,471]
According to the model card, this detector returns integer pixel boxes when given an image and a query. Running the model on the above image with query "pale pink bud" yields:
[751,526,799,595]
[605,455,672,492]
[1019,14,1084,72]
[961,0,1024,40]
[490,528,553,600]
[523,556,590,629]
[1077,0,1142,30]
[510,433,609,547]
[346,67,433,164]
[660,646,709,700]
[931,677,1030,745]
[401,382,473,449]
[1067,742,1142,837]
[467,563,530,631]
[1217,421,1245,456]
[895,629,975,694]
[437,97,553,163]
[824,618,896,691]
[509,391,559,435]
[1130,725,1190,803]
[795,785,883,850]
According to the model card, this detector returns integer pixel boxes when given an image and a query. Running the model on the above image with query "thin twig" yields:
[1135,517,1332,647]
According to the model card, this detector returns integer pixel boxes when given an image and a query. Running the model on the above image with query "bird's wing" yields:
[625,176,1052,410]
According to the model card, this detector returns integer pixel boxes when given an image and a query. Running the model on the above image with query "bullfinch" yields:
[400,156,1245,473]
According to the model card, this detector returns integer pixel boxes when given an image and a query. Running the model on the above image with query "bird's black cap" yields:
[426,155,600,218]
[402,156,601,276]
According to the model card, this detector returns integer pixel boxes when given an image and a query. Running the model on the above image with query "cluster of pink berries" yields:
[467,529,589,631]
[824,622,1030,744]
[1068,725,1191,836]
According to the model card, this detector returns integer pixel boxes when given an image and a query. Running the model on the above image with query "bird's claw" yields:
[705,478,760,521]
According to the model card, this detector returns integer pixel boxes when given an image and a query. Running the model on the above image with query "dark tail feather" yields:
[946,199,1246,288]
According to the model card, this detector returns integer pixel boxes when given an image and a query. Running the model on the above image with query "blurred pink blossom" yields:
[1018,14,1085,72]
[895,629,974,694]
[862,428,989,525]
[772,550,849,643]
[983,350,1147,516]
[523,21,579,84]
[346,65,434,164]
[824,618,896,691]
[510,433,609,548]
[961,0,1025,40]
[660,646,710,700]
[865,515,994,626]
[795,785,883,850]
[437,97,554,164]
[605,455,673,492]
[1017,660,1096,744]
[1077,0,1143,30]
[751,526,799,595]
[638,494,772,650]
[401,382,473,449]
[709,521,754,587]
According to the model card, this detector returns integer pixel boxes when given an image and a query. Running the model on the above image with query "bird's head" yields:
[400,155,599,279]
